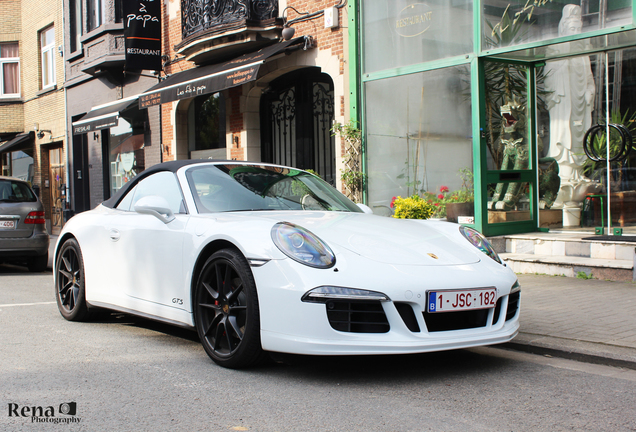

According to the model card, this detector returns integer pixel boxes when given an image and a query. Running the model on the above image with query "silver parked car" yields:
[0,176,49,271]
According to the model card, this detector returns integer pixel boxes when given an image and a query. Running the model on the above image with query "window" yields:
[87,0,103,32]
[116,172,185,214]
[69,0,82,53]
[189,93,226,152]
[40,26,55,89]
[0,43,20,97]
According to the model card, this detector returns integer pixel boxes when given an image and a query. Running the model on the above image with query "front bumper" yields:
[252,252,520,356]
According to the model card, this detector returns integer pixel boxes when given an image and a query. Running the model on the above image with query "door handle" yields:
[109,229,121,241]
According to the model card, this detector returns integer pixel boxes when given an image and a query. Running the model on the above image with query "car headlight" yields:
[459,226,502,264]
[271,222,336,269]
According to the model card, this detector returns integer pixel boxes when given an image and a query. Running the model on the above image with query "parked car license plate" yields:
[427,288,497,313]
[0,220,16,229]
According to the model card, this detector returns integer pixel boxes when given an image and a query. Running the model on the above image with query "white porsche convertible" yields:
[54,160,520,368]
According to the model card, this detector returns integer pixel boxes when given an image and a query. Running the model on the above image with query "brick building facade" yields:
[5,0,352,222]
[155,0,351,189]
[0,0,67,234]
[64,0,161,213]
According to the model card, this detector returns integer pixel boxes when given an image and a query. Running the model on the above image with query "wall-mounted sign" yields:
[124,0,162,71]
[395,3,433,38]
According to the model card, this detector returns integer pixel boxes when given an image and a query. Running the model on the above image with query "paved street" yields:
[2,266,636,431]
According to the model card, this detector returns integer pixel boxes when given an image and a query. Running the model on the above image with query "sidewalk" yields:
[503,273,636,370]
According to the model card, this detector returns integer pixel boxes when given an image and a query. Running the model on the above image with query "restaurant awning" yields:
[0,132,34,155]
[138,37,306,109]
[72,97,139,135]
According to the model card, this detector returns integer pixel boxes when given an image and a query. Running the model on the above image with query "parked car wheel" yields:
[27,253,48,272]
[55,238,91,321]
[194,249,265,369]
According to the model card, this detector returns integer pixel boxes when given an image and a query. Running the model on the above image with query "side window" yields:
[116,172,185,214]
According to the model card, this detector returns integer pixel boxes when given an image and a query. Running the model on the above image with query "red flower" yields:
[390,196,396,208]
[438,194,444,199]
[434,203,439,207]
[440,185,449,193]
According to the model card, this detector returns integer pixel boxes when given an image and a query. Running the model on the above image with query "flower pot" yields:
[445,202,474,223]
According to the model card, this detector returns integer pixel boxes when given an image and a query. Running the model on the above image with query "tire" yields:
[55,238,91,321]
[27,253,48,272]
[194,249,266,369]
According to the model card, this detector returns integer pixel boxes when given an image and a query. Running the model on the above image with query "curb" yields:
[498,332,636,371]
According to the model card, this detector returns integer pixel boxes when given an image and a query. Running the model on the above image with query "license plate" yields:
[428,288,497,313]
[0,220,16,229]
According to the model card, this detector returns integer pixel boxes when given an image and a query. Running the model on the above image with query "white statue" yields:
[544,4,601,222]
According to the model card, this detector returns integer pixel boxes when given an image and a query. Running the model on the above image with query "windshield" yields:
[0,179,37,203]
[186,164,361,213]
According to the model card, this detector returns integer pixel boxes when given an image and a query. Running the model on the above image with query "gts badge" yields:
[172,298,184,305]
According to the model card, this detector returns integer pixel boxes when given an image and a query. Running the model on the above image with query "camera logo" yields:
[59,402,77,416]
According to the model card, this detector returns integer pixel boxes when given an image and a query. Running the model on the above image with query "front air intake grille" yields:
[492,298,503,326]
[506,291,520,321]
[423,309,489,332]
[326,301,390,333]
[395,302,420,332]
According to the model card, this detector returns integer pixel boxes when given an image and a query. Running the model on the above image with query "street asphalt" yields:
[47,235,636,369]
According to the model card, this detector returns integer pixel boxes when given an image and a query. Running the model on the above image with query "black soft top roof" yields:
[102,159,233,209]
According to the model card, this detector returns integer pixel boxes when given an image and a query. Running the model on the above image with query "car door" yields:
[109,171,190,310]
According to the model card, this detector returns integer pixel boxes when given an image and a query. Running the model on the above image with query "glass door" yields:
[482,59,537,236]
[537,47,636,235]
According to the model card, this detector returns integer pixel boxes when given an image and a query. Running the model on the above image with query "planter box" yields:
[446,202,474,223]
[487,209,561,226]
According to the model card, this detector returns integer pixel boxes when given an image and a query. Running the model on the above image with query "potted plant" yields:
[391,195,435,220]
[444,167,475,223]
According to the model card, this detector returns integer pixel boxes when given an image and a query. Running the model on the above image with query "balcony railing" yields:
[181,0,278,40]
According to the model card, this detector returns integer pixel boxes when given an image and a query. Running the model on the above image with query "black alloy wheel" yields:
[194,249,265,369]
[55,238,91,321]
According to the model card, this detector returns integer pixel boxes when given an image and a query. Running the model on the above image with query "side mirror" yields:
[356,203,374,214]
[134,195,175,223]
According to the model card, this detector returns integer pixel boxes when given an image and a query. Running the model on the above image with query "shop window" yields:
[0,43,20,97]
[365,65,473,217]
[482,1,632,51]
[40,26,55,89]
[108,105,148,196]
[188,92,226,158]
[3,151,33,181]
[362,0,473,74]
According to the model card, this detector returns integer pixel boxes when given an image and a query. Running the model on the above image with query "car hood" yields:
[252,211,481,266]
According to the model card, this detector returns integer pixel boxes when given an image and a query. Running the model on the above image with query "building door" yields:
[48,146,65,235]
[260,68,336,185]
[481,60,538,236]
[71,132,90,213]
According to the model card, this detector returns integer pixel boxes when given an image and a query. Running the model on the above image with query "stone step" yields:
[501,252,634,282]
[490,234,636,261]
[490,233,636,282]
